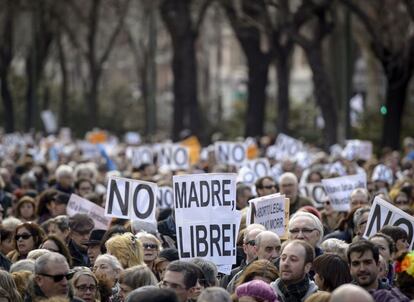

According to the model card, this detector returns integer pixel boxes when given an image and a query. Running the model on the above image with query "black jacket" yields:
[68,239,90,267]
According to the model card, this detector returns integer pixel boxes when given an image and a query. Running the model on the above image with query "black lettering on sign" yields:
[210,225,221,257]
[175,182,186,209]
[108,179,129,215]
[365,204,392,236]
[178,227,190,258]
[174,147,187,166]
[393,218,414,246]
[218,144,230,162]
[232,144,245,163]
[254,161,268,177]
[196,226,208,257]
[250,202,256,224]
[160,147,172,165]
[132,184,154,219]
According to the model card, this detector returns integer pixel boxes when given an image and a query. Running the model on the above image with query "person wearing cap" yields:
[68,214,95,267]
[86,229,105,266]
[235,279,278,302]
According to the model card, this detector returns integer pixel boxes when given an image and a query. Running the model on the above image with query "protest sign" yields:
[105,176,157,223]
[158,144,190,171]
[247,193,289,239]
[87,130,107,144]
[173,173,241,265]
[371,164,393,185]
[237,166,256,184]
[214,142,247,166]
[78,141,101,160]
[157,186,174,209]
[299,183,328,207]
[364,197,414,249]
[245,158,271,179]
[271,134,304,161]
[322,173,366,212]
[127,146,154,168]
[67,194,111,230]
[41,110,58,133]
[124,132,141,145]
[342,140,373,161]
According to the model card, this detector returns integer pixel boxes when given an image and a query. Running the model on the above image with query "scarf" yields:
[278,275,310,302]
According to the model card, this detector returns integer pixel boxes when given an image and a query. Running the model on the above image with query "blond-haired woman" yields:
[105,232,144,269]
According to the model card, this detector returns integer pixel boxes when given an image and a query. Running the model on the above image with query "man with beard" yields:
[271,240,317,302]
[348,240,410,301]
[68,214,94,267]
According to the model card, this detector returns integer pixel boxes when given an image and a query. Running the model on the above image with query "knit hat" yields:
[236,280,278,302]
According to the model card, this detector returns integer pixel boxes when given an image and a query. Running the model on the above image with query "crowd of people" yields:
[0,132,413,302]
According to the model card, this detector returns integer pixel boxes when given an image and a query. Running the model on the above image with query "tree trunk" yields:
[306,45,338,147]
[58,35,69,127]
[381,74,410,150]
[25,55,39,131]
[87,68,100,129]
[1,76,14,133]
[245,52,270,137]
[274,44,292,135]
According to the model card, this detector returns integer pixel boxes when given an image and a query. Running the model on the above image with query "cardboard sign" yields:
[67,194,111,230]
[299,183,328,207]
[127,146,154,168]
[158,144,190,171]
[105,176,157,223]
[271,134,304,161]
[173,173,241,265]
[157,186,174,209]
[247,193,289,239]
[364,197,414,249]
[245,158,271,179]
[322,173,366,212]
[214,142,247,166]
[342,140,373,161]
[371,164,393,185]
[41,110,58,133]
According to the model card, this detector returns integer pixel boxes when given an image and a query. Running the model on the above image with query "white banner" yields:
[299,183,328,207]
[271,134,304,161]
[214,142,247,166]
[244,158,271,179]
[67,194,111,230]
[158,144,190,171]
[173,173,241,266]
[364,197,414,250]
[342,140,373,161]
[105,176,157,223]
[127,146,154,168]
[371,164,393,185]
[247,193,289,239]
[322,173,366,212]
[157,186,174,209]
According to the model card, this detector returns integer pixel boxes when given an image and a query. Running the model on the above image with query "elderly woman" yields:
[105,232,144,269]
[7,222,45,262]
[93,254,123,302]
[72,268,100,302]
[118,265,158,300]
[135,232,160,271]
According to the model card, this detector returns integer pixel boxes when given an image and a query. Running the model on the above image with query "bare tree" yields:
[341,0,414,149]
[56,0,130,130]
[160,0,212,141]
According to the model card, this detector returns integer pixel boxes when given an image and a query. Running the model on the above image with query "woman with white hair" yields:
[93,254,123,302]
[54,164,74,194]
[135,232,161,272]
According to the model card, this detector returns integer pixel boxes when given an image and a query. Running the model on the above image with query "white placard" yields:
[158,144,190,171]
[105,176,157,223]
[247,193,289,239]
[342,140,373,161]
[173,173,241,266]
[371,164,393,185]
[322,173,366,212]
[299,183,328,207]
[364,197,414,249]
[214,142,247,166]
[67,194,111,230]
[237,166,257,184]
[271,134,304,161]
[41,110,58,133]
[244,158,271,179]
[127,146,154,168]
[157,186,174,209]
[125,132,141,145]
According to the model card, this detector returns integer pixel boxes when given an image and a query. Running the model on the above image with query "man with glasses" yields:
[26,252,75,300]
[279,172,313,214]
[68,214,94,267]
[160,260,199,302]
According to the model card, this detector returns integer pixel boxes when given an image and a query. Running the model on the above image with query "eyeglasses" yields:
[76,284,97,292]
[39,271,74,282]
[246,240,256,246]
[160,280,186,290]
[289,228,317,235]
[143,243,158,250]
[15,233,32,241]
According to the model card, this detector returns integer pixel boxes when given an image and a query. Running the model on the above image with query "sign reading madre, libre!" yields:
[173,173,241,266]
